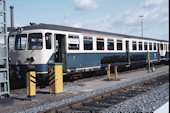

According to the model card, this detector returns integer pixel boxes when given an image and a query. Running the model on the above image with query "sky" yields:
[3,0,169,42]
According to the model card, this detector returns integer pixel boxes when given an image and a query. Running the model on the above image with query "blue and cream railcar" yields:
[8,24,169,80]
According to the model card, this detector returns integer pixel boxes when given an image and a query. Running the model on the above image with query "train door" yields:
[126,40,130,64]
[165,44,168,60]
[54,34,66,72]
[160,43,166,59]
[157,43,160,61]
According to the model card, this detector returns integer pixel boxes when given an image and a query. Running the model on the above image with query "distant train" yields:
[8,23,169,83]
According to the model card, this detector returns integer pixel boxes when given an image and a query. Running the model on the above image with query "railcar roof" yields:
[12,23,169,42]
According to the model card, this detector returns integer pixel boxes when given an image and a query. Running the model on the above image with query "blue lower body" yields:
[66,52,160,70]
[10,52,169,77]
[66,53,126,69]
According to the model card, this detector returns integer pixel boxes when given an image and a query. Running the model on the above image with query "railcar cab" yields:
[8,29,66,80]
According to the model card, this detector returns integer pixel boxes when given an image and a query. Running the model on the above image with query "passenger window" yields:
[55,40,59,52]
[107,39,114,50]
[28,33,43,50]
[149,42,152,50]
[117,40,122,50]
[161,44,163,50]
[154,43,156,50]
[68,35,79,50]
[97,38,104,50]
[139,42,142,50]
[144,42,147,50]
[84,36,93,50]
[45,33,52,49]
[8,35,15,50]
[15,34,27,50]
[132,41,137,50]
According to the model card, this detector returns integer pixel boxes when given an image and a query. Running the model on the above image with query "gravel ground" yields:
[104,83,169,113]
[17,70,169,113]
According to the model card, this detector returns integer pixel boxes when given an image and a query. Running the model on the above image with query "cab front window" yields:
[28,33,43,50]
[15,34,27,50]
[9,35,15,51]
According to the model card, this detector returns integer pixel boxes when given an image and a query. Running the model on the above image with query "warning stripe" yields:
[49,71,55,78]
[49,75,55,83]
[30,75,36,79]
[29,75,36,83]
[49,78,55,86]
[30,78,36,83]
[49,80,55,86]
[30,80,36,84]
[48,66,55,87]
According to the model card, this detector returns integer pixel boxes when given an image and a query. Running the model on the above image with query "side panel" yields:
[66,52,126,69]
[66,52,159,70]
[149,52,158,60]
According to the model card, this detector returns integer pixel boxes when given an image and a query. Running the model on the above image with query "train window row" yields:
[68,36,123,51]
[10,33,169,51]
[132,41,166,51]
[68,35,169,51]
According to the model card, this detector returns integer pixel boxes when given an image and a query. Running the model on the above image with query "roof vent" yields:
[30,22,37,26]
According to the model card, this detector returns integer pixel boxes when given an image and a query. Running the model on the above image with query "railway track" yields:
[40,74,169,113]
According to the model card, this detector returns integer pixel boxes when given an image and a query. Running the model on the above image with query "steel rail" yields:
[40,74,169,113]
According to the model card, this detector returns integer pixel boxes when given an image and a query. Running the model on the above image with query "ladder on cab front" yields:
[0,0,10,97]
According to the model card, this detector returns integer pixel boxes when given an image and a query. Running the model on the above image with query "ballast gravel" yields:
[103,83,169,113]
[17,70,169,113]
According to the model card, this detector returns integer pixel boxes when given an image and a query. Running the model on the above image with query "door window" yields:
[55,40,59,52]
[160,44,163,50]
[45,33,52,49]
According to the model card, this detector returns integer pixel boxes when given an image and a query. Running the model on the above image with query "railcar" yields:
[8,23,169,83]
